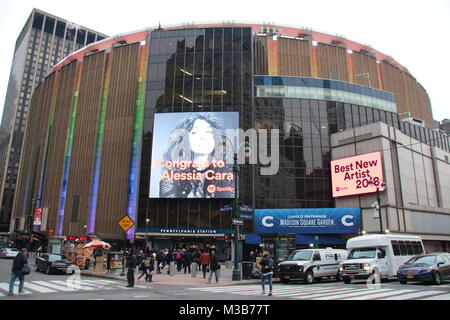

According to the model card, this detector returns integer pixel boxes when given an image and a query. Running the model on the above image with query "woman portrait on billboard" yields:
[159,112,235,198]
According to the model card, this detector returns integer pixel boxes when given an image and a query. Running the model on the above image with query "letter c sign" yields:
[262,216,274,228]
[341,215,354,227]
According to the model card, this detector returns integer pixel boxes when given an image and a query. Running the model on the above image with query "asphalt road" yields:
[1,258,449,301]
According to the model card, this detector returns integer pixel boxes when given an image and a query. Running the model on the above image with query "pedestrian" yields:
[138,256,153,282]
[192,250,200,271]
[126,249,137,288]
[8,248,29,296]
[165,249,173,274]
[183,251,192,274]
[260,251,274,296]
[207,251,220,284]
[199,250,210,279]
[175,249,183,272]
[156,250,164,274]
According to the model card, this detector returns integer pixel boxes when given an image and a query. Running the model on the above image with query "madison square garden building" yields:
[11,23,450,260]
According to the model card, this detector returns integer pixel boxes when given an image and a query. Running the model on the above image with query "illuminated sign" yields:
[149,112,239,198]
[33,207,43,225]
[331,151,385,198]
[255,208,361,234]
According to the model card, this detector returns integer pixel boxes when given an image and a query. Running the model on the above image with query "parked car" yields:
[397,253,450,285]
[339,234,424,284]
[36,253,74,274]
[0,247,19,259]
[278,248,348,284]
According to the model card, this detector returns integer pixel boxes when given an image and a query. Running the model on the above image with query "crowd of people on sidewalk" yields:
[123,247,224,287]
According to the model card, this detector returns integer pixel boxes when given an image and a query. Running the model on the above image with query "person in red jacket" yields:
[199,250,210,279]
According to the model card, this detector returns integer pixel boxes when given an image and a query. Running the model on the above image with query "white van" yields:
[278,248,348,284]
[339,234,425,283]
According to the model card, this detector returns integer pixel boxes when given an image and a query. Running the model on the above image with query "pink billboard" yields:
[331,151,385,198]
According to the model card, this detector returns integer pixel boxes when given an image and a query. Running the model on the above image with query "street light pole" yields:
[145,218,150,251]
[370,180,386,234]
[232,152,241,281]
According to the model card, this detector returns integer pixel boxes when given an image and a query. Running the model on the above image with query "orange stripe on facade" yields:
[267,37,279,76]
[377,63,384,90]
[310,45,318,78]
[347,53,355,84]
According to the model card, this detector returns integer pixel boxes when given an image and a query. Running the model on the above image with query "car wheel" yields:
[433,272,442,285]
[399,280,407,284]
[46,266,51,275]
[335,274,342,281]
[343,277,352,284]
[304,271,314,284]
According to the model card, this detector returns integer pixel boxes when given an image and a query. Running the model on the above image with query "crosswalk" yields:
[0,279,147,296]
[188,284,450,300]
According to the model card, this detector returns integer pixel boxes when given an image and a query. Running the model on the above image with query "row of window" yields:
[254,76,396,103]
[391,240,424,256]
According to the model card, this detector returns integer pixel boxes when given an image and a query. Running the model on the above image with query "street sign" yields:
[371,201,379,218]
[118,215,135,232]
[220,205,233,212]
[239,213,253,220]
[239,205,253,213]
[232,218,244,226]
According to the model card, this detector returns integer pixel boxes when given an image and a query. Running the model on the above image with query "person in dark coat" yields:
[207,250,220,284]
[165,250,174,274]
[183,251,192,274]
[8,248,28,296]
[126,249,137,287]
[192,250,201,271]
[260,251,274,296]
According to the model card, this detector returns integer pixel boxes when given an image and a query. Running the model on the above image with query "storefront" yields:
[247,208,361,261]
[136,228,235,261]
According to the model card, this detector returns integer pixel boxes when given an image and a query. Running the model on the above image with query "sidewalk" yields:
[81,264,277,287]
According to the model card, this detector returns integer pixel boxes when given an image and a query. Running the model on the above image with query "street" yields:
[1,258,449,300]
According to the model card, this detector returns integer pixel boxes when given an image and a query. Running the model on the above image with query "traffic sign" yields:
[239,213,253,220]
[220,205,233,212]
[239,205,253,213]
[232,218,244,226]
[118,215,135,232]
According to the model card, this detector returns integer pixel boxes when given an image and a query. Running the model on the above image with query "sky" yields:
[0,0,449,122]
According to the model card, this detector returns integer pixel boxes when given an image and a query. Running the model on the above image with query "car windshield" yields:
[405,255,436,265]
[48,254,66,261]
[286,250,313,261]
[348,248,377,259]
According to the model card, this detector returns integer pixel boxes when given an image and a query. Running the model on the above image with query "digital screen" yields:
[331,151,385,198]
[149,112,239,198]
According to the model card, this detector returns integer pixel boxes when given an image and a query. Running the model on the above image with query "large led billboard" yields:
[149,112,239,198]
[331,151,385,198]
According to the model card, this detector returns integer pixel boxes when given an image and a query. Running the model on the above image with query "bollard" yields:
[170,261,175,276]
[191,262,197,277]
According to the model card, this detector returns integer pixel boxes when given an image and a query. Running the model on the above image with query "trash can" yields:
[242,261,253,280]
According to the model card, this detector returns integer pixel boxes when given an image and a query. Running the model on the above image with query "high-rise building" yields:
[0,8,108,233]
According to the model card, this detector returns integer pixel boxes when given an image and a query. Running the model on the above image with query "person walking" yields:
[199,250,210,279]
[175,249,183,272]
[8,248,29,296]
[183,251,192,274]
[156,250,164,274]
[207,251,220,284]
[126,249,137,288]
[192,250,200,271]
[260,251,274,296]
[165,249,173,275]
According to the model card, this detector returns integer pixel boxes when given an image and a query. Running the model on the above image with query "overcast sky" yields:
[0,0,449,122]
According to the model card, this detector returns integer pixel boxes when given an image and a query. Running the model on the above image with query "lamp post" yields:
[222,135,250,282]
[369,180,386,234]
[145,218,150,250]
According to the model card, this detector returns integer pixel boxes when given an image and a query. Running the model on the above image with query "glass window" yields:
[44,17,55,34]
[33,12,44,30]
[405,241,414,255]
[391,241,400,256]
[398,241,407,255]
[76,29,86,45]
